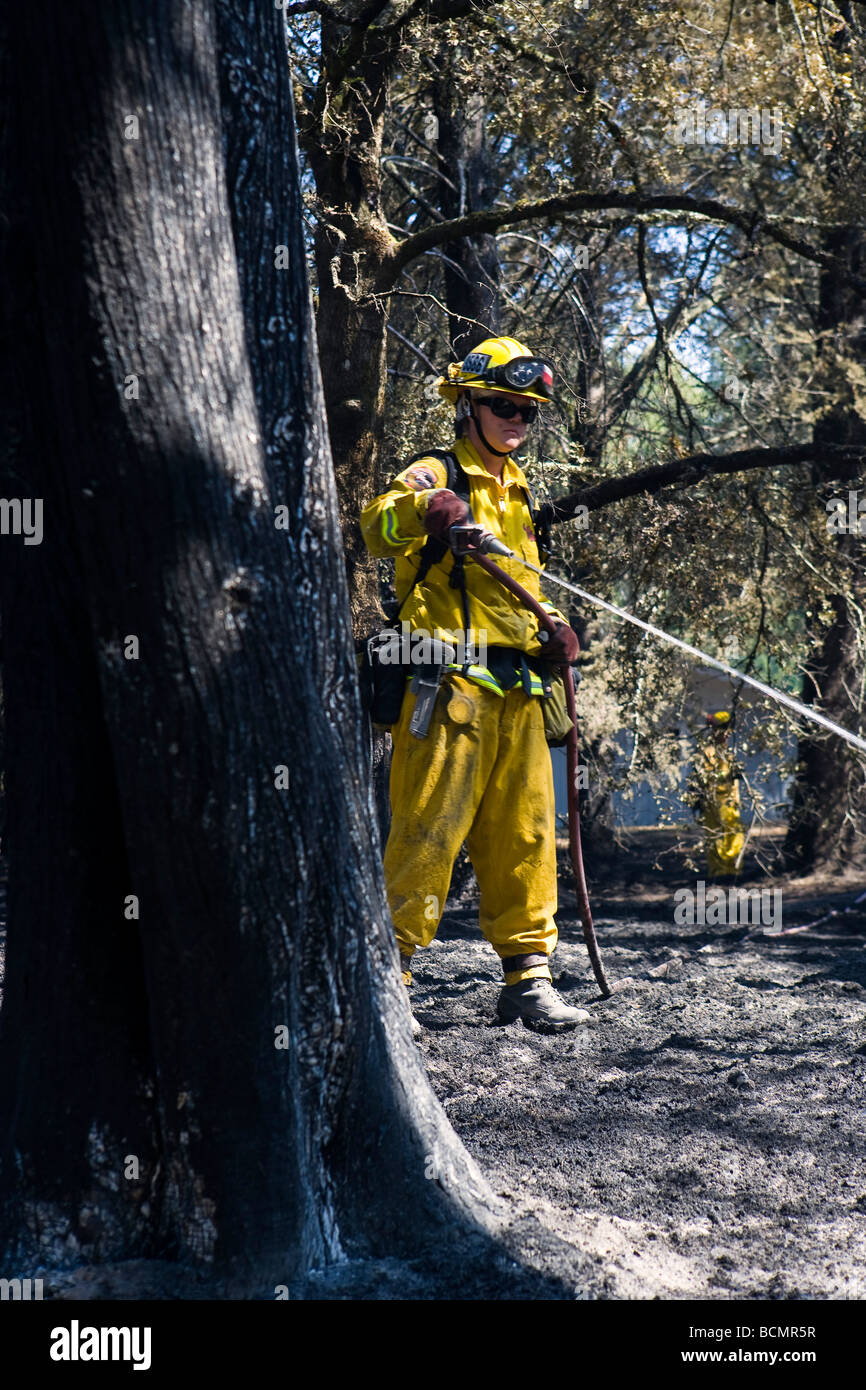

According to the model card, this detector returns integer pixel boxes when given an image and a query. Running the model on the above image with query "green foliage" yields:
[289,0,866,842]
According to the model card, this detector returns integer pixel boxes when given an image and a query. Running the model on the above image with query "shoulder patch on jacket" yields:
[401,458,446,491]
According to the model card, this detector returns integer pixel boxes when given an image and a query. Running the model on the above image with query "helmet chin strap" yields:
[469,400,512,457]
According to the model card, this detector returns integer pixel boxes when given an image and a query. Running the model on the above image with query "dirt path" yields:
[414,840,866,1300]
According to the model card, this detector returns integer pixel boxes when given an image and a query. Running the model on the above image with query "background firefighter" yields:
[686,710,747,877]
[360,336,592,1031]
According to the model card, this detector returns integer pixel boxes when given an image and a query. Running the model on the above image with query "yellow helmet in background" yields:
[437,336,555,404]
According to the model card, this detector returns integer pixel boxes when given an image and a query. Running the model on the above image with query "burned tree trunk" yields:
[432,62,502,358]
[0,0,498,1292]
[785,224,866,873]
[299,18,399,636]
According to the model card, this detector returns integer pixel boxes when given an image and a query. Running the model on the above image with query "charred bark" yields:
[432,65,501,357]
[785,225,866,873]
[299,18,399,636]
[0,0,500,1293]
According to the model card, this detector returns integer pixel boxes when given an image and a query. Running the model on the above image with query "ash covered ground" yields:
[409,829,866,1299]
[2,834,865,1301]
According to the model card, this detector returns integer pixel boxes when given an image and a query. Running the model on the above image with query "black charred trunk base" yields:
[0,0,520,1297]
[1,546,159,1269]
[784,584,866,874]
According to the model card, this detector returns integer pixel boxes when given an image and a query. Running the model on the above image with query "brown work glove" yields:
[424,489,470,541]
[540,621,579,664]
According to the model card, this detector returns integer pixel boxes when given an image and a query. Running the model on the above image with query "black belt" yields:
[482,645,554,697]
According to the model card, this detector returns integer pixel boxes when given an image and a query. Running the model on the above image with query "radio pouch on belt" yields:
[356,450,466,730]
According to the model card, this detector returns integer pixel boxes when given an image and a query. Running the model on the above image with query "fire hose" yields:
[450,510,866,992]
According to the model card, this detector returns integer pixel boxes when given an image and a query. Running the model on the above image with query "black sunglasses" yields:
[474,395,539,423]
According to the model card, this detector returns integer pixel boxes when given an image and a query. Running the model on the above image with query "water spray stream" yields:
[516,558,866,756]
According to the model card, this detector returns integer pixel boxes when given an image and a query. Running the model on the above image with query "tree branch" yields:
[546,444,866,523]
[595,230,721,447]
[289,0,499,32]
[379,190,839,288]
[281,0,364,22]
[379,0,498,32]
[382,157,445,222]
[386,323,438,374]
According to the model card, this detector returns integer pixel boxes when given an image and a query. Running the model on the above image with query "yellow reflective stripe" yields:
[448,664,506,696]
[381,504,413,547]
[445,664,546,697]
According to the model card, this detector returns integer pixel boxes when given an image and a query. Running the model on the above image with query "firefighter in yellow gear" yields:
[360,336,592,1030]
[689,711,746,876]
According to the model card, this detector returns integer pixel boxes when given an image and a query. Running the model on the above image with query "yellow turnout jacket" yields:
[360,438,567,695]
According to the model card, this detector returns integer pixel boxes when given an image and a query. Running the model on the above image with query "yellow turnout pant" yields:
[702,793,746,875]
[384,674,558,985]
